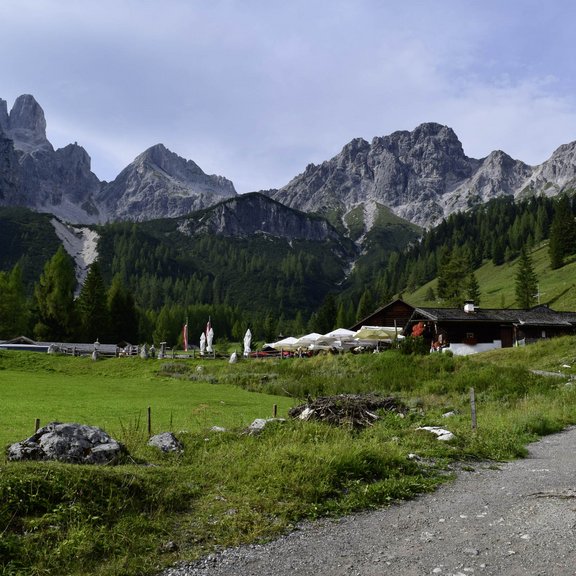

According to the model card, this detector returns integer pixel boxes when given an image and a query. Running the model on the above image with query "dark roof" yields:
[409,305,575,327]
[350,298,415,331]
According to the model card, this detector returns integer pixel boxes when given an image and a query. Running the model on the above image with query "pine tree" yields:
[436,249,471,307]
[76,262,110,342]
[315,294,337,333]
[0,264,30,338]
[549,195,576,269]
[108,276,139,343]
[515,249,538,309]
[465,273,481,306]
[33,246,77,341]
[356,289,374,322]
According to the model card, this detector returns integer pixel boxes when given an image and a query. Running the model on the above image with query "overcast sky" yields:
[2,0,576,192]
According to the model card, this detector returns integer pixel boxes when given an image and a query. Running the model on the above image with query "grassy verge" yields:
[2,339,576,575]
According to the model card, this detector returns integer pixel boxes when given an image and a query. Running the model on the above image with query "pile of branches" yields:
[288,393,406,429]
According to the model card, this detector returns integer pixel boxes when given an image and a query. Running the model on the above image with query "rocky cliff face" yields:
[0,95,101,222]
[97,143,237,222]
[0,95,237,224]
[177,192,341,243]
[269,123,536,229]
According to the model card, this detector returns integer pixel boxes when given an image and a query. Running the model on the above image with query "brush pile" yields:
[289,393,406,429]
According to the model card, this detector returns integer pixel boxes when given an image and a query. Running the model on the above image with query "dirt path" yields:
[162,427,576,576]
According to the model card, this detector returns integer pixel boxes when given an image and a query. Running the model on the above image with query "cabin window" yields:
[463,332,477,345]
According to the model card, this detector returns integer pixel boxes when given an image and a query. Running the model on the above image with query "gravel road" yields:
[162,427,576,576]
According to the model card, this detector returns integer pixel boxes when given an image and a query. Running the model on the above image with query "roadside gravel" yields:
[161,427,576,576]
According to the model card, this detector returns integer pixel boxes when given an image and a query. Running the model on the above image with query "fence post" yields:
[34,418,40,433]
[470,387,477,431]
[147,406,152,436]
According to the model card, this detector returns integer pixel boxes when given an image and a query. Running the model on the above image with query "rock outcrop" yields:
[7,422,126,464]
[147,432,183,453]
[177,192,342,243]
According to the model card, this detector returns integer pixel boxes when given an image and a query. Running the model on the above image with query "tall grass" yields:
[2,338,576,575]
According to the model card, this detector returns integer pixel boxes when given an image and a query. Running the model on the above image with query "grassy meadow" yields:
[2,339,576,575]
[407,241,576,310]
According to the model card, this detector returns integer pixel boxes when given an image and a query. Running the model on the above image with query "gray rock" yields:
[246,418,286,435]
[148,432,183,453]
[7,422,126,464]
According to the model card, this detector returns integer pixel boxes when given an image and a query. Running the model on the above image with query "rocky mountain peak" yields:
[6,94,51,153]
[97,143,237,222]
[135,143,205,179]
[0,99,9,134]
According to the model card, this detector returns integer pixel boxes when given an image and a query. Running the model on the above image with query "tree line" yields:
[1,193,575,345]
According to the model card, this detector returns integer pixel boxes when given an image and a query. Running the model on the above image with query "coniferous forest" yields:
[1,193,575,346]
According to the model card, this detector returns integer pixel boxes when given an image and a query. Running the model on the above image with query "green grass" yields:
[3,340,576,575]
[0,353,294,451]
[407,241,576,310]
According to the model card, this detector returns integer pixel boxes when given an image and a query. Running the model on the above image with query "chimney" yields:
[464,301,475,314]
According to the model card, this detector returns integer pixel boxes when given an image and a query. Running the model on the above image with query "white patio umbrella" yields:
[352,326,399,341]
[199,332,206,355]
[268,336,299,350]
[243,329,252,357]
[323,328,356,339]
[293,332,323,349]
[310,328,358,351]
[206,326,214,353]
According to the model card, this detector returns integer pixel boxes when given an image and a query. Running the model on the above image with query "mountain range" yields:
[2,93,576,252]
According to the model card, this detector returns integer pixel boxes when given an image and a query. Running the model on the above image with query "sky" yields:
[2,0,576,193]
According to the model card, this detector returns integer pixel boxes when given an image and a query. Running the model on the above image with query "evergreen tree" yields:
[491,237,505,266]
[515,249,538,309]
[436,249,471,307]
[314,293,337,333]
[0,264,30,338]
[465,273,481,306]
[424,286,436,302]
[549,195,576,269]
[356,289,374,322]
[76,262,110,342]
[108,276,139,343]
[33,246,77,341]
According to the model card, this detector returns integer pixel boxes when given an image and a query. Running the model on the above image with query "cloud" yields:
[2,0,576,191]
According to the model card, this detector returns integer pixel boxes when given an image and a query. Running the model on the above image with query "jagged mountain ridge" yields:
[267,123,542,229]
[0,95,237,224]
[2,94,576,237]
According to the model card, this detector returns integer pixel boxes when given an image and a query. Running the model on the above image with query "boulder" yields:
[416,426,455,441]
[147,432,183,453]
[245,418,286,435]
[7,422,126,464]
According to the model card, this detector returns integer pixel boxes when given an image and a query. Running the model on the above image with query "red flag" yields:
[183,323,188,351]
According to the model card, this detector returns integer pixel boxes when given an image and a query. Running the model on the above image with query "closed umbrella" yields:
[200,332,206,355]
[206,326,214,353]
[243,329,252,357]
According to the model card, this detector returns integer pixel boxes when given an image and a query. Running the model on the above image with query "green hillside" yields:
[406,241,576,311]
